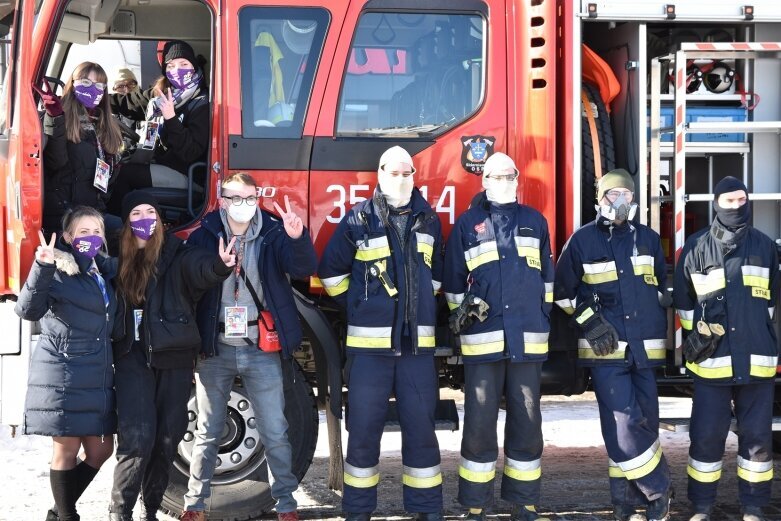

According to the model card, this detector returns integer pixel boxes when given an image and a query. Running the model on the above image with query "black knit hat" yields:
[161,40,197,73]
[121,191,161,223]
[713,176,748,200]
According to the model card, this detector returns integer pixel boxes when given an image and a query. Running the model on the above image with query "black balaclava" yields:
[713,176,750,229]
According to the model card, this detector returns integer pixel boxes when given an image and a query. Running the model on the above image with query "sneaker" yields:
[510,504,551,521]
[613,504,647,521]
[344,513,371,521]
[646,488,673,521]
[464,510,486,521]
[180,511,206,521]
[278,512,299,521]
[742,506,767,521]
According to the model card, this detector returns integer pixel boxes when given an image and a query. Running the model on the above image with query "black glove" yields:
[683,320,724,364]
[658,288,673,308]
[572,301,620,356]
[449,294,490,335]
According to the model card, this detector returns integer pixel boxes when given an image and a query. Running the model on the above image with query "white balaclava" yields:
[378,146,416,207]
[482,152,519,204]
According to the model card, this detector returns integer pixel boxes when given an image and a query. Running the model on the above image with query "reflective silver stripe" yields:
[770,307,776,319]
[347,325,392,338]
[688,457,722,473]
[691,268,726,295]
[583,260,617,274]
[750,354,778,368]
[631,255,655,275]
[445,292,465,309]
[321,273,349,288]
[578,339,628,351]
[697,355,732,368]
[432,280,442,292]
[505,457,541,471]
[403,464,441,478]
[461,330,504,345]
[345,462,379,477]
[524,332,549,343]
[657,291,664,304]
[545,282,554,293]
[644,339,668,349]
[460,458,496,472]
[618,439,660,471]
[742,265,770,278]
[737,456,773,473]
[465,241,499,263]
[514,236,541,249]
[415,232,435,247]
[356,235,389,251]
[678,309,694,321]
[418,325,435,337]
[555,297,577,312]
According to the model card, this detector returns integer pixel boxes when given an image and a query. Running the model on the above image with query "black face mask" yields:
[714,201,751,229]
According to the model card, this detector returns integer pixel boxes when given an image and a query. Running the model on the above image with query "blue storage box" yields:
[685,107,746,142]
[646,107,674,142]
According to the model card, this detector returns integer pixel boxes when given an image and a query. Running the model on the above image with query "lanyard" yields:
[232,235,245,305]
[88,263,109,309]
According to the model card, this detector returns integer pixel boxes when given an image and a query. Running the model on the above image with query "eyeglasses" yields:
[604,189,634,202]
[223,195,258,206]
[485,173,519,182]
[113,81,137,90]
[73,78,106,90]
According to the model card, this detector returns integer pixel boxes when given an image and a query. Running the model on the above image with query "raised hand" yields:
[33,82,63,117]
[154,87,176,120]
[273,195,304,239]
[36,230,57,265]
[218,236,237,267]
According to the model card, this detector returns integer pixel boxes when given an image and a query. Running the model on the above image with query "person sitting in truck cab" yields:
[107,40,210,216]
[37,61,124,243]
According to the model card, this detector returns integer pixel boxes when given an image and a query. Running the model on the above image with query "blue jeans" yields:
[184,343,298,512]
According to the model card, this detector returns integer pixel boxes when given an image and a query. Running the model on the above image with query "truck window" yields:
[238,7,328,139]
[337,12,485,138]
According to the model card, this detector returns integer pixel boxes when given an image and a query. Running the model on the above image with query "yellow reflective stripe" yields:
[310,276,323,288]
[686,356,733,379]
[346,325,392,349]
[459,458,496,483]
[691,269,726,296]
[555,297,576,315]
[544,282,554,303]
[749,354,778,378]
[631,255,655,276]
[678,309,694,330]
[514,236,541,261]
[503,457,541,482]
[742,265,770,290]
[578,339,627,360]
[344,463,380,488]
[446,292,465,311]
[418,325,436,348]
[582,261,618,285]
[321,273,350,296]
[608,459,625,478]
[687,457,722,483]
[524,332,549,354]
[465,241,500,271]
[575,307,595,325]
[355,236,391,261]
[737,456,774,483]
[402,465,442,488]
[619,440,663,480]
[645,339,668,360]
[416,233,435,267]
[460,330,504,356]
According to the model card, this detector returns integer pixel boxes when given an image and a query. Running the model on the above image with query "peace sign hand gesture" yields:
[154,87,176,120]
[36,230,57,265]
[273,195,304,239]
[218,236,238,268]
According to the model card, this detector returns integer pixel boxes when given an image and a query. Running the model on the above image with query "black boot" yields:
[344,513,371,521]
[45,509,59,521]
[417,513,444,521]
[108,514,133,521]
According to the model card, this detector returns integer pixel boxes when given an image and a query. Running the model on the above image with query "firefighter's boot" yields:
[510,505,550,521]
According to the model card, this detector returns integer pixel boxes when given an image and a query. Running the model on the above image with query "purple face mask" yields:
[166,67,196,90]
[72,235,103,259]
[73,84,104,109]
[129,218,157,241]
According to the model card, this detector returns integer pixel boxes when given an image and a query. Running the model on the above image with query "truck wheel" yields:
[160,360,318,521]
[581,81,616,223]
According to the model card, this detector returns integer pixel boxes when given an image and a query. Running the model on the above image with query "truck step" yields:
[660,416,781,433]
[383,399,459,432]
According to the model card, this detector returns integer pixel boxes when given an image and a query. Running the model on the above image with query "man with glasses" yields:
[181,172,317,521]
[554,169,673,521]
[443,152,553,521]
[112,68,139,95]
[319,146,445,521]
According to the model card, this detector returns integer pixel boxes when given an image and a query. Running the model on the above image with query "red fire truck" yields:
[0,0,779,518]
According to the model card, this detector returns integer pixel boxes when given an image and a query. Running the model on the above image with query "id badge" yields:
[224,306,248,338]
[141,121,159,150]
[93,157,111,193]
[133,309,143,341]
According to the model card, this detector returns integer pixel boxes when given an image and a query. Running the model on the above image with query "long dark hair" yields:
[116,214,165,306]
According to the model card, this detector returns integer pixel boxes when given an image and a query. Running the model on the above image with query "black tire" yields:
[581,81,616,223]
[160,359,318,521]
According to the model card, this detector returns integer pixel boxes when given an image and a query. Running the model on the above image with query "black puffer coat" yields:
[16,245,118,436]
[112,234,232,369]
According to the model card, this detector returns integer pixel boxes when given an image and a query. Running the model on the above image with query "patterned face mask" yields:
[129,218,157,241]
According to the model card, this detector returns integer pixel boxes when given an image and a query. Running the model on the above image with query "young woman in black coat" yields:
[39,62,124,237]
[108,191,235,521]
[16,206,118,521]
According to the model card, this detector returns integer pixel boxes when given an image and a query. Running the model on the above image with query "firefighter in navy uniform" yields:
[673,176,778,521]
[554,169,673,521]
[318,146,444,521]
[443,153,553,521]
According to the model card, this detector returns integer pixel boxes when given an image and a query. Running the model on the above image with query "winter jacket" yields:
[443,194,554,364]
[554,218,669,368]
[110,86,210,175]
[318,188,444,355]
[16,244,118,436]
[112,233,232,369]
[188,209,318,359]
[673,219,779,384]
[42,114,117,231]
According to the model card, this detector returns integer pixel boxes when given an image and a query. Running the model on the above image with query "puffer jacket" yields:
[318,188,444,355]
[673,219,779,384]
[112,233,232,369]
[16,244,117,436]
